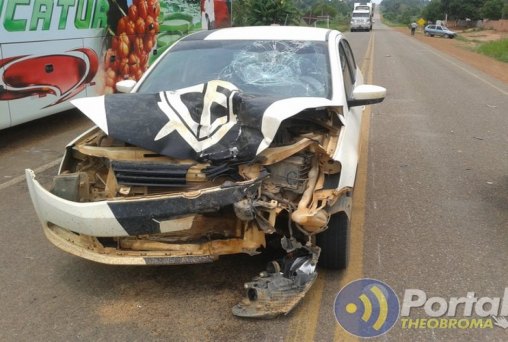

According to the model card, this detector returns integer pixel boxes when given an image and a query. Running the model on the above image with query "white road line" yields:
[0,158,61,190]
[425,45,508,96]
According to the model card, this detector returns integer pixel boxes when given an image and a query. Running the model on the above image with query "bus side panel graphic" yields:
[0,0,231,129]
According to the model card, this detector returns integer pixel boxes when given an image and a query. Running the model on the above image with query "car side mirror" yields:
[116,79,137,93]
[348,84,386,107]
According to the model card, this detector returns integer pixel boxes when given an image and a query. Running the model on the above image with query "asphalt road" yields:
[0,21,507,341]
[364,22,507,341]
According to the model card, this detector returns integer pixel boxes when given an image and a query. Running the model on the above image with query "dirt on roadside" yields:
[395,28,508,83]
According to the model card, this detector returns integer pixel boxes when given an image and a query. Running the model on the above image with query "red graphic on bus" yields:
[0,48,99,105]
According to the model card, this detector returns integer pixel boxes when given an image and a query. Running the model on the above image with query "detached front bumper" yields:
[25,169,263,237]
[42,224,219,265]
[25,169,267,265]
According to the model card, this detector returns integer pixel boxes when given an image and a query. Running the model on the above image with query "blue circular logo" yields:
[334,278,400,338]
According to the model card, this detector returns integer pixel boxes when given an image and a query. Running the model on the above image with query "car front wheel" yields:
[316,212,350,270]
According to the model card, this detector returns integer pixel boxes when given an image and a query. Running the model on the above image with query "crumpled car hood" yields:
[72,80,335,162]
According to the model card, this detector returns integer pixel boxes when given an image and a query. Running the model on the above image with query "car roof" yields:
[182,26,335,42]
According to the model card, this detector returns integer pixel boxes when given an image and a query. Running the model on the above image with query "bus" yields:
[0,0,231,129]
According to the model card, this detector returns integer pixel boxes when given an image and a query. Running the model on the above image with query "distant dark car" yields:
[424,25,456,38]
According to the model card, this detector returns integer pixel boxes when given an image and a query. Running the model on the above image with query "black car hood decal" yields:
[72,80,334,163]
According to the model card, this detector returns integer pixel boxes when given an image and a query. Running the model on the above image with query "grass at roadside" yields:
[313,19,349,33]
[335,23,349,32]
[381,17,406,28]
[437,29,508,64]
[475,39,508,63]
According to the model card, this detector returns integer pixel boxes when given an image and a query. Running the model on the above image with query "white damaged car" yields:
[26,26,385,317]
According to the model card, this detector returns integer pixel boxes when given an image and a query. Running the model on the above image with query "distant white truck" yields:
[350,9,372,32]
[351,2,373,32]
[354,2,373,14]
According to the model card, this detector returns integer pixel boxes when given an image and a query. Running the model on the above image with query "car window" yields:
[428,25,435,30]
[341,39,357,73]
[137,40,332,99]
[338,41,355,99]
[436,26,443,31]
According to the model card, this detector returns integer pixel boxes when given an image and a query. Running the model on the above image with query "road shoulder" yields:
[395,27,508,83]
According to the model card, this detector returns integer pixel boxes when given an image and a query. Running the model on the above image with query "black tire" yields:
[430,34,434,37]
[316,212,350,270]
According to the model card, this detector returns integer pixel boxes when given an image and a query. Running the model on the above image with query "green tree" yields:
[448,0,486,20]
[441,0,451,15]
[423,0,494,20]
[238,0,301,26]
[232,0,248,26]
[381,0,429,25]
[312,1,338,17]
[233,0,355,29]
[481,0,504,19]
[294,0,316,13]
[422,0,444,21]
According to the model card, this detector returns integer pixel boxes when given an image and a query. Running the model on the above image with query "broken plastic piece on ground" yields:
[232,252,318,318]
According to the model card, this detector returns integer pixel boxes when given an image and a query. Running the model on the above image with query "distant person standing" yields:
[410,22,417,36]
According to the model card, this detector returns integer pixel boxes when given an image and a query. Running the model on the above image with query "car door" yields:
[334,38,363,189]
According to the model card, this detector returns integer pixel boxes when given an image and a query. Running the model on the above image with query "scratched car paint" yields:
[26,26,386,317]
